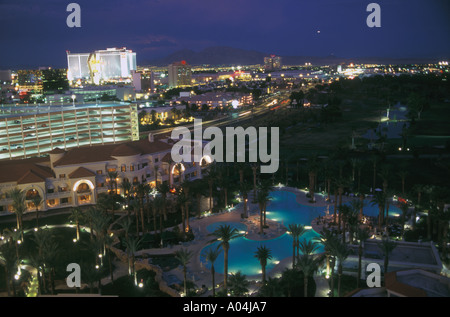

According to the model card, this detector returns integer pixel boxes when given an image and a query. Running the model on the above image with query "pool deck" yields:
[139,187,342,297]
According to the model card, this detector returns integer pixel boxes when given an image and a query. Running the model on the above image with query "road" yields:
[140,92,291,137]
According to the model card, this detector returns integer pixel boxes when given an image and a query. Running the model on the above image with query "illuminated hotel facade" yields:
[67,47,137,84]
[168,61,192,88]
[0,135,211,213]
[0,103,139,160]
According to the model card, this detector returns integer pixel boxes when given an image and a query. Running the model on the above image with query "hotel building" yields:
[67,47,137,85]
[168,61,192,88]
[264,55,282,71]
[0,103,139,160]
[0,134,212,213]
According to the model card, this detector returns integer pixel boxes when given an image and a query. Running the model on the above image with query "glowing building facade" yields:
[67,48,137,84]
[168,61,192,88]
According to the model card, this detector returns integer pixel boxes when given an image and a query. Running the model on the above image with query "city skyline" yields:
[0,0,449,69]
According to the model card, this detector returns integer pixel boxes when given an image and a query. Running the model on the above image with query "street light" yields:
[71,95,76,106]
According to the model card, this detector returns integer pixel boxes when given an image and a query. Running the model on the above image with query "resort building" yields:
[168,61,192,88]
[0,103,139,160]
[67,47,137,85]
[0,134,212,213]
[175,91,253,109]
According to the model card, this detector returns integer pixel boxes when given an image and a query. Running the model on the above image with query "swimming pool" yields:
[200,190,402,277]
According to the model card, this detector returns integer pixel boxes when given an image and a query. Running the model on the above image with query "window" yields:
[133,177,139,184]
[108,168,116,172]
[61,197,69,204]
[130,164,135,172]
[59,174,66,179]
[154,158,159,163]
[121,165,126,172]
[96,170,103,175]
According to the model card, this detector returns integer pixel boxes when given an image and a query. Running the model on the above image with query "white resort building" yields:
[0,134,212,214]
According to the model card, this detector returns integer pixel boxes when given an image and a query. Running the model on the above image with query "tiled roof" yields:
[17,170,48,184]
[53,138,173,167]
[0,157,54,184]
[111,144,141,157]
[69,167,96,179]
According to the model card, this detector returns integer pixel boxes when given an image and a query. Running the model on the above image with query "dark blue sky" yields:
[0,0,449,68]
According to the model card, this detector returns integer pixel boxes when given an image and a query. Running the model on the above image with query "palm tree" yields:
[307,156,319,202]
[31,195,43,229]
[377,237,397,280]
[228,271,249,297]
[371,191,385,232]
[397,170,408,197]
[254,245,272,283]
[298,239,320,256]
[256,190,270,234]
[175,248,193,296]
[202,247,222,297]
[8,188,26,241]
[314,228,338,280]
[288,224,306,268]
[107,170,119,194]
[208,224,243,292]
[355,227,370,288]
[133,183,147,233]
[0,241,18,296]
[296,254,321,297]
[329,239,350,297]
[251,164,258,199]
[120,178,133,220]
[240,181,250,218]
[69,207,84,241]
[124,236,142,285]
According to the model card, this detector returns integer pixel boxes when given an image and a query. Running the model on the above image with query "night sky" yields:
[0,0,449,69]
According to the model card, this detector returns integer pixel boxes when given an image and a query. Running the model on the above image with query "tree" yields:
[254,245,272,283]
[240,181,250,218]
[31,195,43,229]
[298,239,320,257]
[208,225,243,293]
[107,170,119,194]
[329,239,350,297]
[256,190,270,235]
[371,191,385,232]
[175,248,193,296]
[8,188,26,241]
[69,207,84,241]
[355,227,370,288]
[124,236,143,285]
[202,247,222,297]
[288,224,306,268]
[0,239,18,296]
[377,237,397,280]
[296,254,321,297]
[228,271,249,297]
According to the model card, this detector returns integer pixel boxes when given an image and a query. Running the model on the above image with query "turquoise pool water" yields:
[200,190,402,277]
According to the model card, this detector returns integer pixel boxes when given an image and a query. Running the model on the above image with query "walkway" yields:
[140,187,335,297]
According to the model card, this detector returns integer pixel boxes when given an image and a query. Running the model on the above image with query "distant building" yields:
[17,69,43,93]
[264,55,282,71]
[175,91,253,109]
[67,47,137,85]
[0,70,12,83]
[0,103,139,160]
[168,61,192,88]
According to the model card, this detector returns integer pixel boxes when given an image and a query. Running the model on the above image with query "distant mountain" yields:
[146,46,268,66]
[143,46,442,67]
